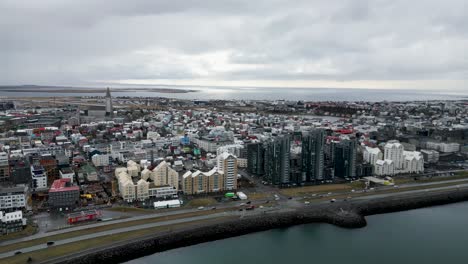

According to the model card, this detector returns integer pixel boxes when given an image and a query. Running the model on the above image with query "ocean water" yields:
[0,87,466,101]
[127,202,468,264]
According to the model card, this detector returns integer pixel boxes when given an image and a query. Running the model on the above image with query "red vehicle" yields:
[67,210,102,224]
[246,205,255,211]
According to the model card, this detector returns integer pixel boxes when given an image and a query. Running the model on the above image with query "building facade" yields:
[301,130,325,183]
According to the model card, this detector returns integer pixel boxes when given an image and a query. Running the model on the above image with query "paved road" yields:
[0,207,283,259]
[3,173,467,260]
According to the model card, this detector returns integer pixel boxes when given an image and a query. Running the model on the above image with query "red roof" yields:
[49,178,79,193]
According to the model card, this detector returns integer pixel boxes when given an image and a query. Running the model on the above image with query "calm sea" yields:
[0,87,466,101]
[127,202,468,264]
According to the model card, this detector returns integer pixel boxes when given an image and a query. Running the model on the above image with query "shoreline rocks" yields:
[52,188,468,264]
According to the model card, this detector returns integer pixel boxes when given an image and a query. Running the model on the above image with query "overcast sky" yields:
[1,0,467,91]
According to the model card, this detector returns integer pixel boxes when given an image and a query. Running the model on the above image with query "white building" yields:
[91,154,110,167]
[402,151,424,174]
[375,160,395,176]
[426,142,460,153]
[0,186,27,210]
[217,152,238,190]
[31,165,47,191]
[384,141,404,170]
[59,168,75,183]
[363,147,383,165]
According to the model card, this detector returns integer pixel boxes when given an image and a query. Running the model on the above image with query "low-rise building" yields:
[0,210,26,235]
[0,185,27,211]
[91,154,110,167]
[421,149,439,164]
[48,178,80,210]
[59,167,75,183]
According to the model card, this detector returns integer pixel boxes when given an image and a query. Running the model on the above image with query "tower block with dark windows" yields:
[105,87,113,117]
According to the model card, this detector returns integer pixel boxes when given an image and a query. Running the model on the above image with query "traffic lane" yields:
[0,207,279,259]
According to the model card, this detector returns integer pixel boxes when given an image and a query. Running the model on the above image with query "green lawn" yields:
[0,225,37,242]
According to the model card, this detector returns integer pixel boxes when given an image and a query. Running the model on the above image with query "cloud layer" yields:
[1,0,467,90]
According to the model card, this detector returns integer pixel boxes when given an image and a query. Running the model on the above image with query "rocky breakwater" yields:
[54,187,468,264]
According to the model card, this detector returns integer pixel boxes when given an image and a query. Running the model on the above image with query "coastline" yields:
[46,187,468,264]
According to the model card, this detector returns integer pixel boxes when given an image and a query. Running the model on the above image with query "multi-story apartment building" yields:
[363,147,383,165]
[182,168,225,195]
[384,141,404,170]
[150,161,179,189]
[333,139,357,178]
[31,165,47,191]
[0,152,10,183]
[217,152,238,190]
[48,178,80,209]
[301,129,325,183]
[264,136,290,185]
[0,185,27,211]
[247,142,264,176]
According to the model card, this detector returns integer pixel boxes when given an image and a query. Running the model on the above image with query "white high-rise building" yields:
[384,141,404,170]
[402,151,424,174]
[375,159,395,176]
[217,152,238,190]
[363,147,383,165]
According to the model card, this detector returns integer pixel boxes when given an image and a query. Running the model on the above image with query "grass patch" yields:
[0,207,235,254]
[303,181,468,203]
[246,192,272,200]
[186,198,217,207]
[280,184,351,197]
[4,217,232,264]
[106,206,155,214]
[394,173,468,185]
[0,225,37,242]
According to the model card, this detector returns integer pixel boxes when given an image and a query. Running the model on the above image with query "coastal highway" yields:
[0,207,284,259]
[3,180,468,260]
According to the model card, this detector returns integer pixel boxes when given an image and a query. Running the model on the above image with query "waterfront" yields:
[128,202,468,264]
[0,87,466,101]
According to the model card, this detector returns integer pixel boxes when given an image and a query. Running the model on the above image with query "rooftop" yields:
[49,178,79,193]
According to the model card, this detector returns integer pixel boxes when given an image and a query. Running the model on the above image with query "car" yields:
[304,201,310,205]
[330,199,336,203]
[246,205,255,210]
[46,241,55,246]
[197,206,205,210]
[14,251,22,255]
[288,197,293,200]
[239,203,245,206]
[211,207,217,210]
[259,205,264,209]
[351,189,355,192]
[246,201,252,204]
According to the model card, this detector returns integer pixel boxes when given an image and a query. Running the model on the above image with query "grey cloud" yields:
[1,0,467,87]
